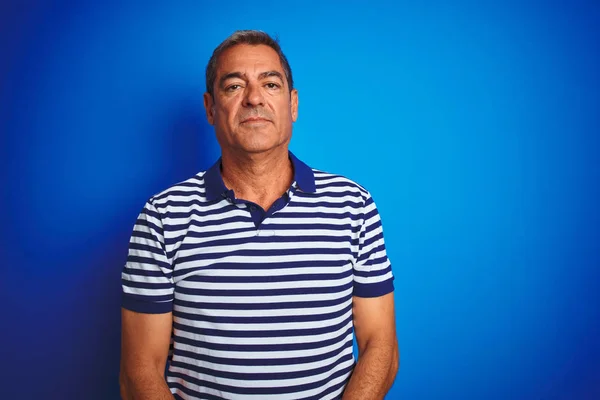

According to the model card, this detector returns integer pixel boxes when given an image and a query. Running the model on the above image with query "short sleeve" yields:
[353,192,395,298]
[121,199,174,313]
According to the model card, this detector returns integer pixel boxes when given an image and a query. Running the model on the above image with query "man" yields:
[120,30,399,400]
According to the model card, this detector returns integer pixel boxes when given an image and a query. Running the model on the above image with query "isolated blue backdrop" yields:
[1,1,599,399]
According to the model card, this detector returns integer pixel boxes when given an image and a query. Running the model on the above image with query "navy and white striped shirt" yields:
[122,152,394,399]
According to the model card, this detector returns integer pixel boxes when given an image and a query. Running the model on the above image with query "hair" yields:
[205,30,294,97]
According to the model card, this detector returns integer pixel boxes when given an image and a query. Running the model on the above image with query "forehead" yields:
[216,44,284,76]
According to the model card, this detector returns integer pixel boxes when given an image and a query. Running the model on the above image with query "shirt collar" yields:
[203,158,228,201]
[204,151,316,201]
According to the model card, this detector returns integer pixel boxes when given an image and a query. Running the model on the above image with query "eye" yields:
[226,84,242,92]
[265,82,280,89]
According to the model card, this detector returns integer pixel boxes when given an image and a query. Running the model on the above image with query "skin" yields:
[119,309,174,399]
[120,43,399,399]
[203,44,299,210]
[343,293,400,399]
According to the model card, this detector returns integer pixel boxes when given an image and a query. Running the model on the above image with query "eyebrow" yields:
[258,70,284,82]
[219,70,284,88]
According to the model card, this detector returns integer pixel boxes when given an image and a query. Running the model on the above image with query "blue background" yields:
[2,1,599,399]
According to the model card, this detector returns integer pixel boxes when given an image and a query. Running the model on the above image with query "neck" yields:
[220,147,294,210]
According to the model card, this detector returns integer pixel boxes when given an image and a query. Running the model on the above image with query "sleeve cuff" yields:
[353,277,395,298]
[122,293,173,314]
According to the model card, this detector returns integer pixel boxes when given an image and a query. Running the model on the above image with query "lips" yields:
[242,117,270,123]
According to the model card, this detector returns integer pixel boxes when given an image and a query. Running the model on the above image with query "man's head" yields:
[203,30,298,156]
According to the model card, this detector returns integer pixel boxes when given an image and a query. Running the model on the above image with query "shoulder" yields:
[146,171,208,208]
[311,168,372,201]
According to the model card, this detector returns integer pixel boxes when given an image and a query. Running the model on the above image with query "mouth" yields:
[241,117,270,123]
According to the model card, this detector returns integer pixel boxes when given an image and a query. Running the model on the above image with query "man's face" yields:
[204,44,298,155]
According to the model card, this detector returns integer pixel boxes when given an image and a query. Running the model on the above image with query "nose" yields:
[243,81,264,107]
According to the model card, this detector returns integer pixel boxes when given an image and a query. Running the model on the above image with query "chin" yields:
[237,131,287,153]
[239,142,280,154]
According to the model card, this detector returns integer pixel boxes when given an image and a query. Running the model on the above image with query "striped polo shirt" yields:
[122,152,394,400]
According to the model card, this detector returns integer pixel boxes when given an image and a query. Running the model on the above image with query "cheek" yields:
[279,104,294,123]
[273,98,291,116]
[215,103,237,126]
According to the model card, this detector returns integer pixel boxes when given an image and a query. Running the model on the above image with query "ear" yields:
[290,89,298,123]
[203,92,215,125]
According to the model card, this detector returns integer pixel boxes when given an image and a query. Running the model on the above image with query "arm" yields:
[120,308,174,400]
[342,292,399,400]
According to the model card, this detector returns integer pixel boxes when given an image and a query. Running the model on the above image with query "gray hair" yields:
[205,30,294,97]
